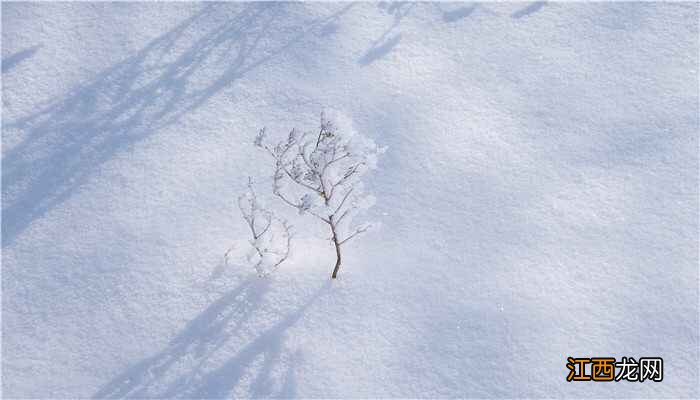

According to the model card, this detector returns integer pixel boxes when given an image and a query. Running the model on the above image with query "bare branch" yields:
[334,206,354,226]
[273,184,330,224]
[332,187,354,216]
[255,215,272,239]
[258,219,293,277]
[329,162,363,199]
[320,152,351,199]
[251,111,383,279]
[279,161,322,194]
[299,141,317,172]
[339,224,371,245]
[315,113,328,150]
[236,178,294,276]
[273,184,301,208]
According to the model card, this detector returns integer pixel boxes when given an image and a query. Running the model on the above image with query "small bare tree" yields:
[255,111,385,279]
[227,178,292,277]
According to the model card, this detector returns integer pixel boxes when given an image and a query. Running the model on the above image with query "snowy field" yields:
[2,1,698,398]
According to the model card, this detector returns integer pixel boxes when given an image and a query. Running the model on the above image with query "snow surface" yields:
[2,1,698,398]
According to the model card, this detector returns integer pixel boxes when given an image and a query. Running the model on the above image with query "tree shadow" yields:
[188,281,331,399]
[2,44,41,73]
[93,277,331,399]
[92,277,270,399]
[359,0,548,66]
[436,3,479,23]
[1,2,353,247]
[359,34,402,66]
[511,1,546,19]
[315,3,355,38]
[359,2,415,66]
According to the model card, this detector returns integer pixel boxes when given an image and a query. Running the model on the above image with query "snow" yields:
[2,1,698,398]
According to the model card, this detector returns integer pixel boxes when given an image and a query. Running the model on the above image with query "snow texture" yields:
[2,2,698,398]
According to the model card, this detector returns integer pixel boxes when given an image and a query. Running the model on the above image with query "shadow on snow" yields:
[1,2,352,247]
[2,44,41,73]
[94,277,331,399]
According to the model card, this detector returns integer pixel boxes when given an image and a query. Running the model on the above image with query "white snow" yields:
[2,2,698,398]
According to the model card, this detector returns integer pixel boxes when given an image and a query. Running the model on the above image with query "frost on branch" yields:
[228,178,292,277]
[256,110,385,279]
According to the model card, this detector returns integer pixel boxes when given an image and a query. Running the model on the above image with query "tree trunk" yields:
[330,220,342,279]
